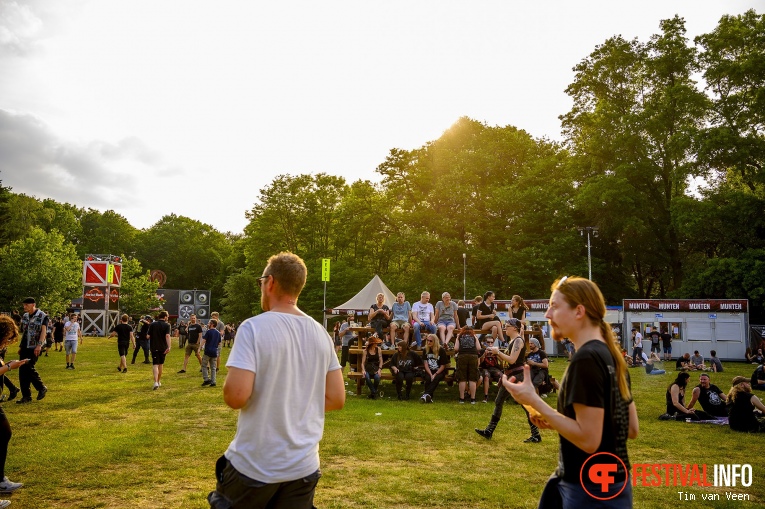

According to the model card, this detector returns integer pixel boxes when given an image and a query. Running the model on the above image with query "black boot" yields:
[475,417,499,439]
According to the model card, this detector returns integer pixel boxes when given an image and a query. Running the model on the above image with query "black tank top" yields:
[505,335,526,372]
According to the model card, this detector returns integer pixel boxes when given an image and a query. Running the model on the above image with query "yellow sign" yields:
[108,263,114,284]
[321,258,330,282]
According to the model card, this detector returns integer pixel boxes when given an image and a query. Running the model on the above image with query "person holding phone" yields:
[0,314,31,502]
[504,276,639,507]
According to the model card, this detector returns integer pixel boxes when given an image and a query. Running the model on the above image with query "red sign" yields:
[83,261,108,286]
[623,299,748,313]
[110,289,120,303]
[85,287,104,302]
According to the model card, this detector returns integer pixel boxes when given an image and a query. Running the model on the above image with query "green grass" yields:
[4,339,763,508]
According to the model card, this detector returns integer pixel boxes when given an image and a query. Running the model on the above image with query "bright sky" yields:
[1,0,761,234]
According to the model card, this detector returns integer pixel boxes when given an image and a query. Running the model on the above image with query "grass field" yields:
[2,338,763,508]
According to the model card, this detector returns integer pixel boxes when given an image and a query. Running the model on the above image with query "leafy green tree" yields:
[0,227,81,316]
[135,214,231,311]
[78,209,138,259]
[696,9,765,191]
[561,16,709,295]
[118,257,160,317]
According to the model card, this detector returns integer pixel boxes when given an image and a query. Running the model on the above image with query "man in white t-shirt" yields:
[411,291,436,349]
[631,328,643,366]
[208,252,345,509]
[63,313,82,370]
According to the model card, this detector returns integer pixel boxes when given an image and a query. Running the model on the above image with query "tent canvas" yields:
[328,275,396,313]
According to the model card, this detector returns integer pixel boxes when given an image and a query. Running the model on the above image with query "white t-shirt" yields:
[633,332,643,348]
[225,311,341,483]
[412,301,434,322]
[64,321,80,341]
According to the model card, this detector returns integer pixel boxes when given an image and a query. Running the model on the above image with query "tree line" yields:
[1,11,763,323]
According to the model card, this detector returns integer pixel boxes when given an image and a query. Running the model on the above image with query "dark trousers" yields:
[491,372,539,437]
[424,370,446,397]
[340,345,350,368]
[19,347,44,399]
[132,340,150,362]
[208,455,320,509]
[3,374,17,393]
[0,407,10,479]
[394,371,415,397]
[632,346,643,365]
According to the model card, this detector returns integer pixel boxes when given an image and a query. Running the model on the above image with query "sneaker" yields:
[117,366,122,372]
[177,369,186,373]
[0,477,22,493]
[420,395,427,403]
[153,382,159,390]
[209,383,216,387]
[142,360,151,364]
[202,380,211,386]
[523,435,542,443]
[0,499,9,508]
[541,393,548,398]
[471,399,476,405]
[122,368,127,373]
[8,388,18,401]
[15,397,32,404]
[70,364,75,369]
[425,394,432,404]
[131,359,136,364]
[482,396,489,403]
[37,386,47,400]
[459,399,465,404]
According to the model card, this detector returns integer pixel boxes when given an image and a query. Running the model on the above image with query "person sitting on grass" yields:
[641,351,665,375]
[420,334,450,403]
[727,376,765,432]
[685,373,727,418]
[690,350,706,370]
[389,340,422,400]
[477,336,502,403]
[750,363,765,391]
[708,349,723,373]
[665,372,714,421]
[361,335,383,399]
[675,353,696,371]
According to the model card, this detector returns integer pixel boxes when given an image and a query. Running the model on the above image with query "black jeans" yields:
[0,407,10,479]
[423,370,446,397]
[19,347,44,399]
[208,455,320,509]
[394,371,415,397]
[132,340,150,362]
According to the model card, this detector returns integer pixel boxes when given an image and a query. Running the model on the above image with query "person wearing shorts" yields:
[109,314,135,373]
[63,313,82,370]
[148,311,171,390]
[178,315,203,373]
[454,327,480,404]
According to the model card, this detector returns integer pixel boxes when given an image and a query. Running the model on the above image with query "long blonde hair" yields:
[728,376,750,404]
[552,276,630,401]
[424,334,440,356]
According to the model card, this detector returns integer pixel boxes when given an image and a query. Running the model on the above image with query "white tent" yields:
[328,275,396,314]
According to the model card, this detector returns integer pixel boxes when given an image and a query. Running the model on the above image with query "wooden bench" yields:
[347,347,456,396]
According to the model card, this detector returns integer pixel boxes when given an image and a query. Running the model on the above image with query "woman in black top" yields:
[727,376,765,432]
[504,276,639,507]
[475,291,505,343]
[361,335,383,399]
[666,373,714,420]
[474,318,538,441]
[390,340,422,400]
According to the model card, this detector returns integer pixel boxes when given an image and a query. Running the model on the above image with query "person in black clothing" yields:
[454,326,481,404]
[0,315,30,499]
[149,311,172,390]
[666,372,714,420]
[420,334,450,403]
[685,373,727,417]
[52,317,65,352]
[178,321,188,349]
[751,364,765,390]
[727,376,765,432]
[368,293,391,348]
[504,277,638,506]
[17,297,48,404]
[661,328,673,361]
[178,314,204,373]
[109,314,135,373]
[474,318,538,441]
[389,340,422,400]
[131,316,152,364]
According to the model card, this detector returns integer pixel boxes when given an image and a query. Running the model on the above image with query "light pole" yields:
[463,253,466,302]
[577,227,599,280]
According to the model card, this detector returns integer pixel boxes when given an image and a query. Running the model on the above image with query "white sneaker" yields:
[0,499,10,508]
[0,476,22,493]
[153,382,159,390]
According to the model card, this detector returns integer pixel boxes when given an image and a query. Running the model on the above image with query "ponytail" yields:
[600,320,631,401]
